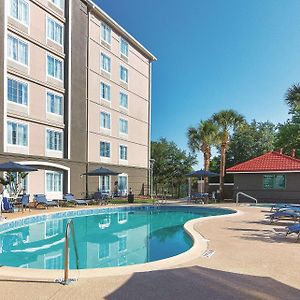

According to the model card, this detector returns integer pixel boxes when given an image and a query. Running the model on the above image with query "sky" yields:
[95,0,300,165]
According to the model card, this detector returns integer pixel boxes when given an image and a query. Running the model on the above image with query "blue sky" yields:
[96,0,300,163]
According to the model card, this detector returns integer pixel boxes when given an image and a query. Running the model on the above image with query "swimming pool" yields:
[0,206,233,270]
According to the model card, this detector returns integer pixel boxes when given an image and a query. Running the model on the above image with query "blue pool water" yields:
[0,206,233,269]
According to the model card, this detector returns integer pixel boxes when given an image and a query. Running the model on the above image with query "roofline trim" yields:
[227,170,300,174]
[86,0,157,61]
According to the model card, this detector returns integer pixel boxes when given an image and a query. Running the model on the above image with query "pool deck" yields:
[0,203,300,299]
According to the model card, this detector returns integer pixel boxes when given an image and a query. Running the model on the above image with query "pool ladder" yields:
[236,192,258,205]
[56,219,80,285]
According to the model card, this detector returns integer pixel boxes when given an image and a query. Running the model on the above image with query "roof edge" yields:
[86,0,157,61]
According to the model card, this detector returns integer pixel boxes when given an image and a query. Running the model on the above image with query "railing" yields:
[236,192,258,205]
[56,220,80,285]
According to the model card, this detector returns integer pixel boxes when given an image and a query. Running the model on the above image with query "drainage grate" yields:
[202,249,215,258]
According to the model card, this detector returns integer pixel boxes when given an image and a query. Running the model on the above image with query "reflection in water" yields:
[0,208,231,269]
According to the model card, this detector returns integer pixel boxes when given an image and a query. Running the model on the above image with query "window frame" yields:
[8,0,29,26]
[45,171,63,193]
[7,120,28,147]
[263,174,286,190]
[7,33,29,67]
[120,65,128,84]
[100,52,111,74]
[120,38,129,57]
[46,90,63,116]
[119,144,128,161]
[48,0,65,11]
[46,53,64,81]
[119,118,128,135]
[7,76,29,106]
[100,81,111,102]
[100,111,111,130]
[46,16,64,46]
[99,140,111,158]
[119,91,128,109]
[46,128,63,152]
[100,22,112,45]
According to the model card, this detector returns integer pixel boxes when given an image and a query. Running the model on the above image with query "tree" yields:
[227,120,276,164]
[212,109,245,199]
[151,138,197,197]
[0,171,28,198]
[285,83,300,116]
[187,120,219,191]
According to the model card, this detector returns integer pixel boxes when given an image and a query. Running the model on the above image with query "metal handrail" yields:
[236,192,258,205]
[57,219,80,285]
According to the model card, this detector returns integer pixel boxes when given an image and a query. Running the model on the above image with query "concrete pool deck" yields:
[0,203,299,299]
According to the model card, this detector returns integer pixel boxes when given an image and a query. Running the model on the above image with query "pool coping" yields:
[0,205,241,281]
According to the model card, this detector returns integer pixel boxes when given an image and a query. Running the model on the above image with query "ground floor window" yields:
[263,174,286,189]
[118,174,128,196]
[46,171,63,193]
[99,175,110,193]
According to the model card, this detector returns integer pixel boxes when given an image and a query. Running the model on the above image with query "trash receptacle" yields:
[128,194,134,203]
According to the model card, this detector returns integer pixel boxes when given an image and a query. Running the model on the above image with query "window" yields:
[7,78,28,105]
[47,17,63,45]
[120,92,128,109]
[120,38,128,57]
[46,129,63,151]
[263,174,286,189]
[100,112,110,129]
[50,0,64,10]
[8,35,28,65]
[119,119,128,134]
[9,0,29,25]
[101,22,111,44]
[120,145,127,160]
[100,141,110,158]
[47,92,63,115]
[45,254,63,269]
[45,220,63,238]
[118,174,128,196]
[100,53,111,73]
[120,66,128,83]
[100,82,111,101]
[46,172,63,192]
[7,121,28,146]
[47,54,63,80]
[99,176,110,193]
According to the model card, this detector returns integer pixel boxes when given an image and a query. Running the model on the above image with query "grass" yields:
[112,198,154,204]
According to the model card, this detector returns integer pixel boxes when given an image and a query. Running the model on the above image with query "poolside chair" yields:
[286,223,300,240]
[33,194,58,209]
[14,194,31,212]
[93,192,109,205]
[63,193,90,206]
[269,210,300,223]
[1,197,14,213]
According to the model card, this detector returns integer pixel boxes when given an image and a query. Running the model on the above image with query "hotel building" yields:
[0,0,156,199]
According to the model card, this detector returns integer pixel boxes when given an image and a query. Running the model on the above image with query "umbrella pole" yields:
[188,177,191,201]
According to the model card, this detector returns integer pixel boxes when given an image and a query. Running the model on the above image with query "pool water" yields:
[0,206,232,269]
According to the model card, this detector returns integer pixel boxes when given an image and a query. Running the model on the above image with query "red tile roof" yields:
[226,151,300,173]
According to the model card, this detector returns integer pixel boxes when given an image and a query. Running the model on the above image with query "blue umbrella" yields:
[0,161,38,172]
[186,169,219,195]
[186,170,219,178]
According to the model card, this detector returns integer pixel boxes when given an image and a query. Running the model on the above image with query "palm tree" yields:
[187,120,219,192]
[212,110,245,199]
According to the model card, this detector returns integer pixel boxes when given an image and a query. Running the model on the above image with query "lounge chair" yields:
[1,197,14,213]
[269,210,300,223]
[286,223,300,240]
[63,193,90,206]
[33,194,58,209]
[14,194,31,212]
[271,204,300,212]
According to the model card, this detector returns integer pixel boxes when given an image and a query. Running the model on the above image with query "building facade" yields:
[227,151,300,203]
[0,0,156,199]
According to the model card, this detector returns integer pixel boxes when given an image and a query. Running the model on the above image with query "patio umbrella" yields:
[186,169,219,196]
[82,167,120,176]
[0,161,38,172]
